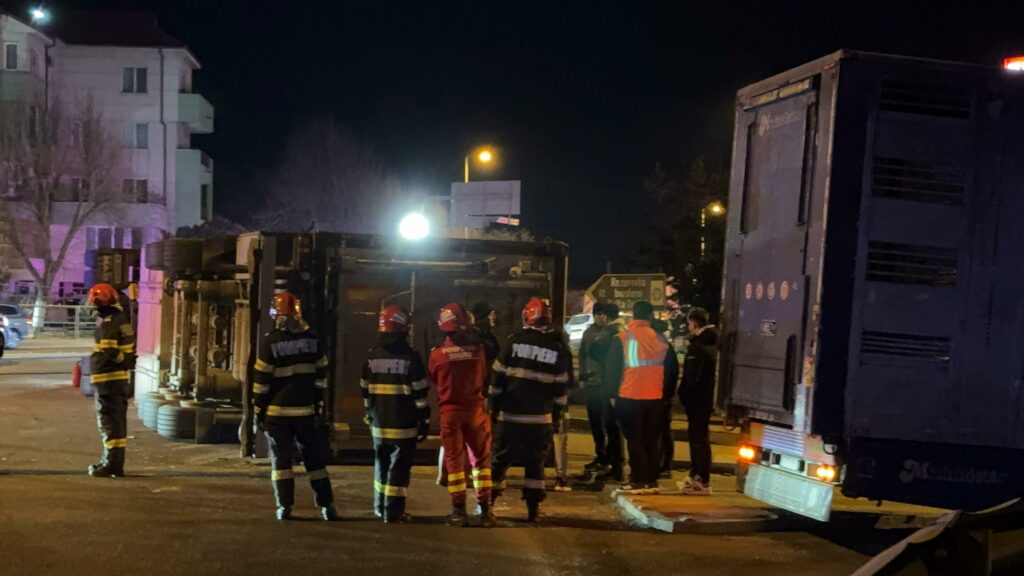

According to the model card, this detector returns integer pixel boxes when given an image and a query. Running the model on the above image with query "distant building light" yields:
[1004,56,1024,71]
[29,7,50,24]
[495,217,520,226]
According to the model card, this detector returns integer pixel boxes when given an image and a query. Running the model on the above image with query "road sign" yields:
[585,273,667,311]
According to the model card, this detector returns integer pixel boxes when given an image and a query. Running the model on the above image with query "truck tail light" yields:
[813,464,837,482]
[1004,56,1024,71]
[738,445,757,462]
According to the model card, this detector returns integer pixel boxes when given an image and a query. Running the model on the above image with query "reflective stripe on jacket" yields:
[616,320,668,400]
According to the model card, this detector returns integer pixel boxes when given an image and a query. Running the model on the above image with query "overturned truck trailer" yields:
[137,232,569,461]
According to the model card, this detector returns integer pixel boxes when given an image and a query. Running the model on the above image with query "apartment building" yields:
[0,9,214,297]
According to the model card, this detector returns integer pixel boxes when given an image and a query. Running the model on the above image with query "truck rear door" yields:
[724,80,819,424]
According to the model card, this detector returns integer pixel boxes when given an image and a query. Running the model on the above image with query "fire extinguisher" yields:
[72,361,82,388]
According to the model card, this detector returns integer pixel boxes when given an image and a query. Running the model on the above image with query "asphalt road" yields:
[0,346,885,576]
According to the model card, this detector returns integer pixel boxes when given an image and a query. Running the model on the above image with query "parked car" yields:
[1,303,31,349]
[563,313,593,350]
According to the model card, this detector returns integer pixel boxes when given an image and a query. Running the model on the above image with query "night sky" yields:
[6,1,1022,285]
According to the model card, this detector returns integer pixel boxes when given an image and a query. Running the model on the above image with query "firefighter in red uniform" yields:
[253,292,337,521]
[490,298,571,523]
[428,303,495,527]
[360,305,430,523]
[86,283,135,478]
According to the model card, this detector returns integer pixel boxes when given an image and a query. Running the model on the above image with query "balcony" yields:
[178,92,214,134]
[175,149,214,229]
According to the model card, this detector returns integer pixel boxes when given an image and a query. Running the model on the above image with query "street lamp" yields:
[464,148,495,183]
[700,201,726,262]
[398,212,430,241]
[29,7,50,24]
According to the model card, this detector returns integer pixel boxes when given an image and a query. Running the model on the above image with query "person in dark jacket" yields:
[360,305,429,523]
[651,318,678,478]
[579,303,609,472]
[591,304,627,482]
[253,292,337,521]
[86,283,135,478]
[677,307,719,495]
[472,302,501,368]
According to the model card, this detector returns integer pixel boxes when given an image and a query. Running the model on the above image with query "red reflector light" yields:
[738,445,757,462]
[1004,56,1024,71]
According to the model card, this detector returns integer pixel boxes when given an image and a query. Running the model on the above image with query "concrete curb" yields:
[604,486,778,534]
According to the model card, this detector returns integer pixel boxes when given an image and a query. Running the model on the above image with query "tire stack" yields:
[163,239,203,275]
[157,402,198,441]
[79,356,95,397]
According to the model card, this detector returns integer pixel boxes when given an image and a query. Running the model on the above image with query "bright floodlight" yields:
[478,150,493,162]
[399,212,430,240]
[30,7,49,23]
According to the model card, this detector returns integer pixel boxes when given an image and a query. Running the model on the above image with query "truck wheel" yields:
[157,404,197,440]
[143,241,165,271]
[143,398,172,430]
[162,239,204,275]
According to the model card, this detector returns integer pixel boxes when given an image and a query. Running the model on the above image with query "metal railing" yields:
[6,303,97,338]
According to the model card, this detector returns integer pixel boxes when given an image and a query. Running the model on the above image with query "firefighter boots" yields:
[87,463,121,478]
[478,502,496,528]
[385,513,412,524]
[276,506,293,521]
[446,504,469,527]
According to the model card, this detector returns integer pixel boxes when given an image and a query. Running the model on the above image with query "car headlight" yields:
[2,316,8,327]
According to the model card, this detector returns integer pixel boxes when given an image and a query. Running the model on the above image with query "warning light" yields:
[738,445,757,462]
[1003,56,1024,71]
[814,464,838,482]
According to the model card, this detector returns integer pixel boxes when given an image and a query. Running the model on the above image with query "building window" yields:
[122,179,149,203]
[123,123,148,149]
[29,49,39,73]
[130,228,143,249]
[122,67,148,93]
[4,43,18,70]
[69,178,90,202]
[201,184,209,220]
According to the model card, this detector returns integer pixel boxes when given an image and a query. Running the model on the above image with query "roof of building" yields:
[47,10,186,49]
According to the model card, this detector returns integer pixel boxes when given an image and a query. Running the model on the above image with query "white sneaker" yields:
[553,478,573,492]
[677,477,712,496]
[616,483,645,495]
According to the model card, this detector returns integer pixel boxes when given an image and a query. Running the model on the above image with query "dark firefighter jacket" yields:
[90,306,135,384]
[253,327,329,417]
[490,327,571,424]
[360,334,429,441]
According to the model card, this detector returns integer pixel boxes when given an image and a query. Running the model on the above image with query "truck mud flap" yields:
[743,463,833,522]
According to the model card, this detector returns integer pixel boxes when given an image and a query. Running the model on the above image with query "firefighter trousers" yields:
[265,416,334,508]
[440,407,492,506]
[95,379,130,473]
[492,421,551,504]
[373,437,416,519]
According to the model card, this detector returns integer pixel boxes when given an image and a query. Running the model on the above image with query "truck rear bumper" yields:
[739,462,834,521]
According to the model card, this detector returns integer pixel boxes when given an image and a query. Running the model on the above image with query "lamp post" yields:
[700,201,726,261]
[464,148,494,183]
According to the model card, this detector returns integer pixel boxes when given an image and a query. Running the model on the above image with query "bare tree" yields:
[0,96,121,330]
[253,119,412,234]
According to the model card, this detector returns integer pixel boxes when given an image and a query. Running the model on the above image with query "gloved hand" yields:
[417,420,430,443]
[362,413,372,427]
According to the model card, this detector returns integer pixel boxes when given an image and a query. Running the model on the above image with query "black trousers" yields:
[265,416,334,508]
[95,380,130,472]
[584,385,607,463]
[659,401,674,473]
[616,398,662,485]
[492,421,550,504]
[603,395,624,470]
[373,437,416,519]
[684,403,713,483]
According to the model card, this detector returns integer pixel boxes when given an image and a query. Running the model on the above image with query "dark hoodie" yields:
[679,325,719,411]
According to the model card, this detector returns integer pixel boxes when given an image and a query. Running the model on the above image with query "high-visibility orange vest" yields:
[617,320,668,400]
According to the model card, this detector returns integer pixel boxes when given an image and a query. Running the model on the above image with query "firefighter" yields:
[86,283,135,478]
[490,297,571,523]
[360,305,430,523]
[428,303,495,527]
[253,292,337,521]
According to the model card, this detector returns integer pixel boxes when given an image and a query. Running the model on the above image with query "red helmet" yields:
[87,283,119,307]
[379,305,411,333]
[271,292,300,318]
[437,303,470,332]
[522,297,551,327]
